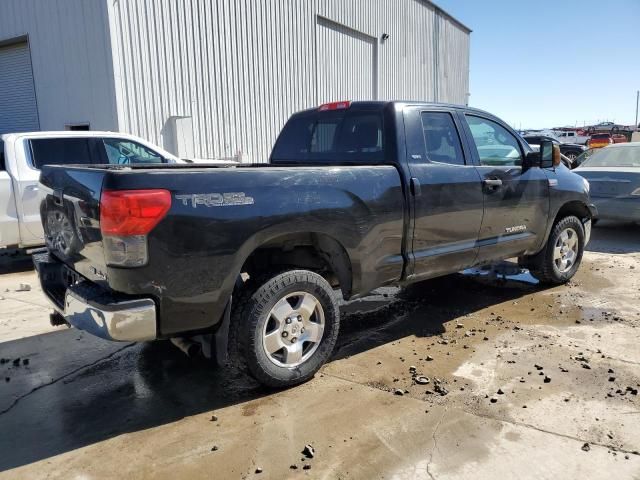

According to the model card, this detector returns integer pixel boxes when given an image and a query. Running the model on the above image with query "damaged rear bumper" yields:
[33,251,157,342]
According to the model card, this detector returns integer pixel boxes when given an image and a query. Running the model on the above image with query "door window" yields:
[420,112,465,165]
[466,116,523,167]
[102,138,165,164]
[29,138,93,169]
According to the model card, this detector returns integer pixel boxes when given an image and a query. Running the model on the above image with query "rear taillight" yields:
[100,189,171,267]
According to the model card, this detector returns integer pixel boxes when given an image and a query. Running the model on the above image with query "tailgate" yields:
[39,165,109,285]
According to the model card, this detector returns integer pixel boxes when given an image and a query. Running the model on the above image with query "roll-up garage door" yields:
[0,42,39,135]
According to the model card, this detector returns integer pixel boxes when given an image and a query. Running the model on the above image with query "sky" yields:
[434,0,640,130]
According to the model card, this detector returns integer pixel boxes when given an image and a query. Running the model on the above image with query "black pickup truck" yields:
[34,101,596,387]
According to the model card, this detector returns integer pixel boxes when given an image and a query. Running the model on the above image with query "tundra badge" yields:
[505,225,527,234]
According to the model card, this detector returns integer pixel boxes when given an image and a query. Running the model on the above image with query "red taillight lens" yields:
[100,189,171,236]
[318,101,351,111]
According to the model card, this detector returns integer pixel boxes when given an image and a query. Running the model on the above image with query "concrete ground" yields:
[0,223,639,479]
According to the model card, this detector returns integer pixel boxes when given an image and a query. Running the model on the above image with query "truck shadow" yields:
[0,262,548,472]
[0,250,34,274]
[586,221,640,254]
[333,263,544,360]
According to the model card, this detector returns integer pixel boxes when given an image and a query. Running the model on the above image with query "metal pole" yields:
[635,90,639,127]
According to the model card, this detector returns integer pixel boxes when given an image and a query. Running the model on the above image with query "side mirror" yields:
[523,150,540,171]
[540,140,562,168]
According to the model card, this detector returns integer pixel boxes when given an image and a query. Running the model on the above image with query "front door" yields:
[404,107,484,280]
[461,114,550,263]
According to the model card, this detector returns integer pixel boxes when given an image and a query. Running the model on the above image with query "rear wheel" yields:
[524,216,585,285]
[230,270,340,388]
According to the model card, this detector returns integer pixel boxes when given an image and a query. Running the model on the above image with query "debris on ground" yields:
[302,444,315,459]
[582,443,590,452]
[15,283,31,292]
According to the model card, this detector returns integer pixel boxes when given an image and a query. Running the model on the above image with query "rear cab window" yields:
[270,106,384,164]
[28,137,166,169]
[29,138,96,169]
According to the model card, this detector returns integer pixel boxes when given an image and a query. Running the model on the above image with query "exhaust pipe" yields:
[170,337,203,358]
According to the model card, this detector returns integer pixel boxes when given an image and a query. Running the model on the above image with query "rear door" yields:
[403,107,484,280]
[461,113,550,263]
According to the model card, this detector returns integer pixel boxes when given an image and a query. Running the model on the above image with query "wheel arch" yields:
[236,230,354,299]
[553,200,593,225]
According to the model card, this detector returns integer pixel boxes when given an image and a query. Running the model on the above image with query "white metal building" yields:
[0,0,470,162]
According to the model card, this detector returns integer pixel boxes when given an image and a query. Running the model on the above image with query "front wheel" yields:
[231,270,340,388]
[525,216,585,285]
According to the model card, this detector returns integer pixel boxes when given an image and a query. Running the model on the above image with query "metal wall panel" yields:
[0,0,118,131]
[0,42,39,135]
[108,0,470,162]
[436,13,471,105]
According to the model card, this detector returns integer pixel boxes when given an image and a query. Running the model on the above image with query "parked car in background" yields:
[587,133,613,149]
[587,122,623,134]
[523,134,587,165]
[575,143,640,223]
[573,148,596,168]
[556,130,589,145]
[0,131,181,249]
[34,101,596,388]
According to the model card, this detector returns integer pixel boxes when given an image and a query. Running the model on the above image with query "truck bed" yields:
[38,162,406,337]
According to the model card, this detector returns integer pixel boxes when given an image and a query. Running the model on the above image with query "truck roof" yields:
[2,130,145,141]
[299,100,501,121]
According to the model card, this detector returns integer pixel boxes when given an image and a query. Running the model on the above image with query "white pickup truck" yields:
[556,131,590,145]
[0,131,181,249]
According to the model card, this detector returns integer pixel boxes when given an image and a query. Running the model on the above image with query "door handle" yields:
[483,179,503,188]
[410,177,421,196]
[25,185,39,192]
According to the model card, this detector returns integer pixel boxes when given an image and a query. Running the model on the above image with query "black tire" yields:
[525,216,585,285]
[230,270,340,388]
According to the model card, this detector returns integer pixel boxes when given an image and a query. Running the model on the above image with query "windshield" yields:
[581,146,640,167]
